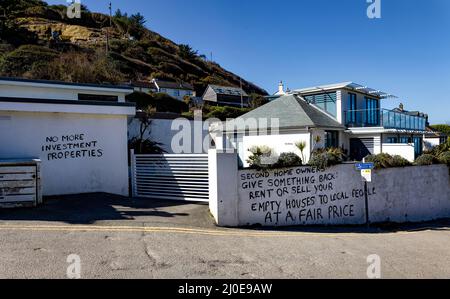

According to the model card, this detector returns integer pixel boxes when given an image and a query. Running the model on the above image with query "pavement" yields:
[0,193,449,279]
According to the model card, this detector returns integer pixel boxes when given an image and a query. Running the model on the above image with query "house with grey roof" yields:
[211,82,432,167]
[153,79,195,100]
[202,85,249,107]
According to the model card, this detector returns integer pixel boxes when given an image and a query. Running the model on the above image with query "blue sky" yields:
[47,0,450,124]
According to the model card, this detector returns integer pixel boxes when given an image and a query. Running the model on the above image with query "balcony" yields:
[345,109,427,131]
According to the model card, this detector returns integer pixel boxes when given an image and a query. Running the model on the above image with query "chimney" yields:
[399,103,404,111]
[278,81,285,94]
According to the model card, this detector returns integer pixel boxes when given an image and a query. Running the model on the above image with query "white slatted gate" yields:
[131,152,209,202]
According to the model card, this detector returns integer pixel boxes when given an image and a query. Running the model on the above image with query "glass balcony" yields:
[345,109,426,131]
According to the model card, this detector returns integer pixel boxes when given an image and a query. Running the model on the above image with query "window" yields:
[365,97,379,125]
[304,92,337,118]
[387,137,398,144]
[78,94,118,102]
[400,137,410,144]
[347,93,357,124]
[413,137,423,157]
[325,131,339,148]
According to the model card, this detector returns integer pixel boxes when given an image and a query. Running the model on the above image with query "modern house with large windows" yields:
[211,82,431,166]
[294,82,428,161]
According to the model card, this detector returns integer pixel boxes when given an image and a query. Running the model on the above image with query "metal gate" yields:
[131,151,209,202]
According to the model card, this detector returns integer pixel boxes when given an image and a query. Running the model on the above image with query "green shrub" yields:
[365,153,412,169]
[414,154,439,166]
[438,152,450,165]
[308,148,344,169]
[0,45,58,76]
[365,153,393,169]
[247,146,277,170]
[427,138,450,157]
[204,106,251,121]
[275,153,302,168]
[390,155,412,167]
[430,124,450,136]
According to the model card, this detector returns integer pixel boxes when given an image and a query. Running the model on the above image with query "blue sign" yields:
[355,163,375,170]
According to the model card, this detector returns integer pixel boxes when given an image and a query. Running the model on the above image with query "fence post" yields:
[208,149,239,227]
[130,149,137,198]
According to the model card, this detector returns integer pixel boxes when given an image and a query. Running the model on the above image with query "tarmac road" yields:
[0,194,449,279]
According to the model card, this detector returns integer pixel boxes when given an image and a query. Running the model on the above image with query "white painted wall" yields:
[209,154,450,227]
[0,82,130,102]
[240,131,311,168]
[369,165,450,223]
[382,143,415,162]
[128,118,211,154]
[424,137,441,151]
[237,164,367,226]
[0,111,130,196]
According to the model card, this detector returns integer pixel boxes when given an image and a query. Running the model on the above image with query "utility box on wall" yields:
[0,159,42,208]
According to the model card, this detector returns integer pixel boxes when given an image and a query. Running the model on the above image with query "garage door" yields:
[350,138,374,161]
[131,152,209,202]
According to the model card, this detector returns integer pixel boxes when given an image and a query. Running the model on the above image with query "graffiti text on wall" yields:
[239,167,375,226]
[41,134,104,161]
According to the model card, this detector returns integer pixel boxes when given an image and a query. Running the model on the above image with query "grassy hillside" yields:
[0,0,268,96]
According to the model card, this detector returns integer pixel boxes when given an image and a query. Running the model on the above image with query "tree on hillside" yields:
[178,44,198,61]
[129,13,147,39]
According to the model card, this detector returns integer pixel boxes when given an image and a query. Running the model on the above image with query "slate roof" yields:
[154,80,194,90]
[208,85,248,97]
[217,94,345,132]
[130,80,157,89]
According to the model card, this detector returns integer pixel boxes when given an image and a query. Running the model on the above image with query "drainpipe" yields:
[380,133,383,153]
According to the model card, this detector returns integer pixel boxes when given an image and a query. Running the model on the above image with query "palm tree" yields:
[295,141,307,163]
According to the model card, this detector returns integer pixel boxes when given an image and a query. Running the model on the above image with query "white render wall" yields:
[209,152,450,227]
[369,165,450,223]
[128,118,211,154]
[424,137,441,151]
[0,83,129,102]
[382,143,416,162]
[0,111,130,196]
[240,131,311,168]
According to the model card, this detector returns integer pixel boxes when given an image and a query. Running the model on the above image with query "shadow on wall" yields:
[238,219,450,235]
[0,193,207,225]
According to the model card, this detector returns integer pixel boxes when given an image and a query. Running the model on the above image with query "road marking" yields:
[0,224,442,238]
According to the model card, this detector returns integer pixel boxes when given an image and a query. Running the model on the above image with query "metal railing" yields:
[344,109,427,131]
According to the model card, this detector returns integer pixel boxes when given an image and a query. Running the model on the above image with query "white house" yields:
[0,77,135,196]
[152,79,195,101]
[211,82,432,166]
[424,127,448,151]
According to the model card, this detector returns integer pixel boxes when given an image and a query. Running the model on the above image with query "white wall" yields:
[424,137,441,151]
[210,154,450,227]
[0,82,130,102]
[240,131,311,167]
[382,143,415,162]
[128,118,211,154]
[0,111,130,196]
[369,165,450,223]
[237,164,367,226]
